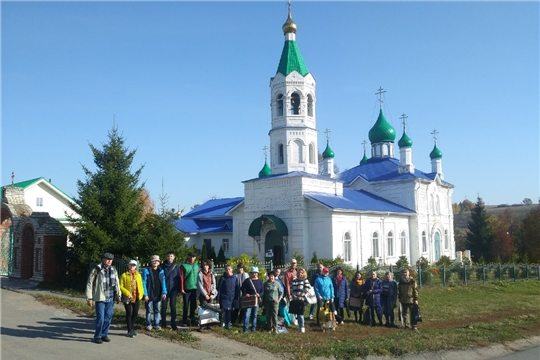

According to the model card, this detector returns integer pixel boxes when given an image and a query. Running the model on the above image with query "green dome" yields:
[322,142,335,159]
[360,152,368,165]
[258,161,271,177]
[368,109,396,143]
[430,144,443,159]
[398,131,413,148]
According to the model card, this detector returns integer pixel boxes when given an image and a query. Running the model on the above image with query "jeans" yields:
[309,303,316,317]
[124,300,140,333]
[222,309,232,329]
[161,290,178,328]
[145,297,162,327]
[243,306,259,332]
[94,300,114,339]
[297,314,305,329]
[182,289,197,325]
[381,296,395,325]
[370,305,383,325]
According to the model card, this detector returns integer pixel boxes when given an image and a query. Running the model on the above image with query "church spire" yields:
[430,129,444,179]
[398,114,415,174]
[276,1,309,77]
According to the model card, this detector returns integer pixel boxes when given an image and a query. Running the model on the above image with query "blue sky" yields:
[2,1,539,211]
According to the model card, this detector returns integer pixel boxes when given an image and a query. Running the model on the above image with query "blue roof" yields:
[182,197,244,219]
[173,218,233,235]
[244,171,343,183]
[305,189,415,213]
[338,158,453,186]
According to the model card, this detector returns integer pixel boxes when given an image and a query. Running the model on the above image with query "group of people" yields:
[85,252,419,344]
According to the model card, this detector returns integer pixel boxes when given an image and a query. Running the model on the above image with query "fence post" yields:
[417,265,422,288]
[442,265,446,287]
[499,264,502,281]
[513,264,517,282]
[482,264,485,284]
[525,265,529,280]
[463,264,468,286]
[269,260,273,272]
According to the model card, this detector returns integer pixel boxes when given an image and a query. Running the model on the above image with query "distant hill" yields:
[453,204,538,251]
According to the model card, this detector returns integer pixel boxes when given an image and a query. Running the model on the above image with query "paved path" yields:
[1,277,539,360]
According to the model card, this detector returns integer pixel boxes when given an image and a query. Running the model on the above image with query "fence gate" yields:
[0,225,13,276]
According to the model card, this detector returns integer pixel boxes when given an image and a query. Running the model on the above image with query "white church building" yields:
[175,7,455,267]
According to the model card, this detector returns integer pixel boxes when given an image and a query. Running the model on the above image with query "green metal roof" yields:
[360,152,369,165]
[248,215,288,237]
[276,40,309,77]
[430,144,443,159]
[258,161,271,178]
[368,109,396,144]
[398,131,413,148]
[322,142,335,159]
[3,177,74,200]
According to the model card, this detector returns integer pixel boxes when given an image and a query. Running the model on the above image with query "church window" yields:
[422,231,427,253]
[277,94,284,116]
[400,231,407,255]
[309,143,315,164]
[444,229,449,249]
[222,239,229,253]
[292,140,304,163]
[343,232,351,262]
[307,94,313,116]
[372,232,379,258]
[387,231,394,256]
[290,93,300,115]
[278,144,284,164]
[36,197,43,207]
[382,144,389,157]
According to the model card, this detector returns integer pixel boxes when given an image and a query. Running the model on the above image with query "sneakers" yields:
[154,326,162,331]
[309,314,313,320]
[132,330,138,336]
[93,338,103,344]
[126,332,134,338]
[339,321,344,325]
[146,325,153,331]
[101,336,111,342]
[300,327,305,333]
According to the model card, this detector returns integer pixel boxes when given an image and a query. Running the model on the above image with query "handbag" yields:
[289,299,306,315]
[304,287,317,305]
[240,278,259,309]
[349,296,362,309]
[412,304,423,322]
[121,294,130,305]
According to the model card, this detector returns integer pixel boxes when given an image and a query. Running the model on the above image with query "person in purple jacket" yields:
[362,270,383,326]
[218,265,236,329]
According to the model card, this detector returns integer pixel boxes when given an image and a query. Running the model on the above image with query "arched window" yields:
[372,232,379,258]
[422,231,427,253]
[307,94,313,117]
[278,144,284,164]
[309,143,315,164]
[400,231,407,255]
[277,94,284,116]
[343,232,351,262]
[292,140,304,163]
[444,229,449,249]
[290,93,300,115]
[387,231,394,256]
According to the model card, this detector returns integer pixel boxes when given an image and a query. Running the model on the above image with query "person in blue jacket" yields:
[218,265,236,329]
[314,267,335,326]
[362,270,383,326]
[381,271,398,327]
[142,255,167,331]
[332,267,349,324]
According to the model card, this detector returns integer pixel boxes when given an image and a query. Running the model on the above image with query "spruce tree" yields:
[68,126,145,264]
[466,197,494,263]
[209,245,217,261]
[201,242,208,261]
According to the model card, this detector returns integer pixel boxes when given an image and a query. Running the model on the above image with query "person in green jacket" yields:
[180,252,199,326]
[263,271,283,333]
[398,269,419,331]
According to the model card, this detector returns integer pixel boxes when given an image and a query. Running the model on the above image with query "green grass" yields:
[34,281,540,359]
[214,281,540,359]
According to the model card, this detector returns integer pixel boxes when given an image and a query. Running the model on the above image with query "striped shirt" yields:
[291,278,311,299]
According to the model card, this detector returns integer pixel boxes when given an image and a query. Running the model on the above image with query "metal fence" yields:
[212,261,540,287]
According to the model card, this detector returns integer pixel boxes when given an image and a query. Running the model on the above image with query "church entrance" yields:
[434,232,441,261]
[248,215,288,267]
[265,230,284,266]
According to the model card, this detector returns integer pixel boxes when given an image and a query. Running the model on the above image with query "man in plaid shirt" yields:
[86,252,121,344]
